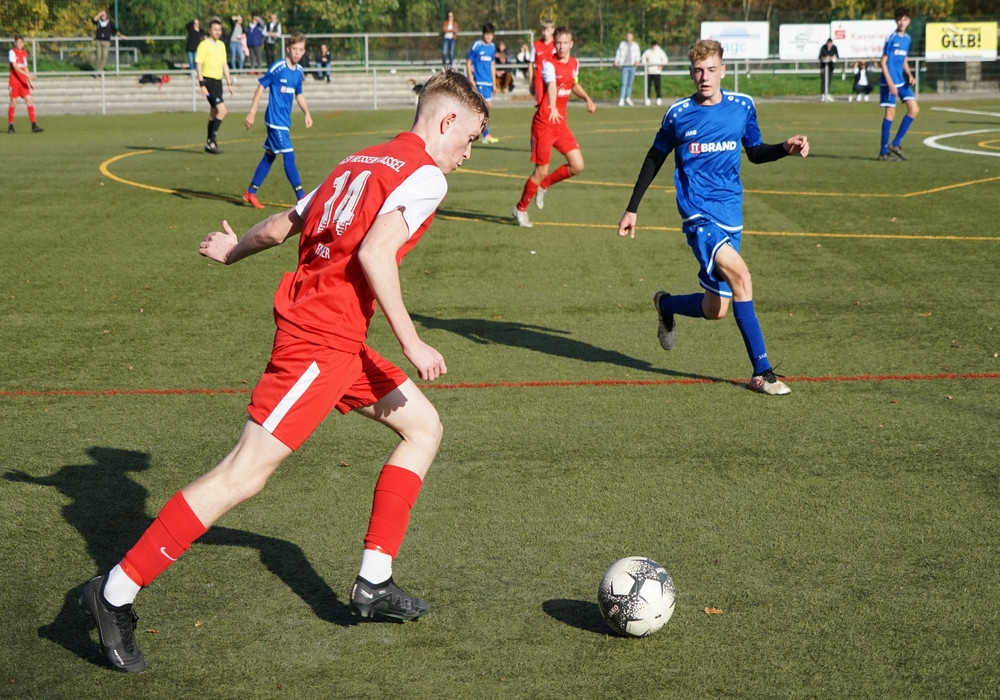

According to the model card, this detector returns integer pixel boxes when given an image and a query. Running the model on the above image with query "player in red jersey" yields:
[77,71,489,673]
[513,26,595,227]
[529,19,555,102]
[7,35,43,134]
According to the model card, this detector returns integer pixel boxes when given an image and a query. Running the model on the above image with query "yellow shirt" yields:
[195,37,227,80]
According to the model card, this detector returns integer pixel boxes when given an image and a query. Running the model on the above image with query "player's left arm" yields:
[295,93,313,128]
[199,208,302,265]
[358,211,447,381]
[903,58,915,86]
[572,81,596,113]
[223,61,234,96]
[744,135,809,163]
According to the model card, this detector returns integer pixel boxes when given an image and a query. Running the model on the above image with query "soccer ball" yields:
[598,556,676,637]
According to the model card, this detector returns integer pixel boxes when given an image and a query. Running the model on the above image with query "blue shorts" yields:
[683,218,741,299]
[879,82,915,107]
[264,126,293,154]
[476,83,494,101]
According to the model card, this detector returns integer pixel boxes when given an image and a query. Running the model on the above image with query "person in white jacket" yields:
[641,40,668,105]
[614,32,641,106]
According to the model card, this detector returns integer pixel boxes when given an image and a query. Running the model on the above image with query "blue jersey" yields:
[651,90,763,230]
[880,32,911,87]
[466,40,495,86]
[258,59,304,130]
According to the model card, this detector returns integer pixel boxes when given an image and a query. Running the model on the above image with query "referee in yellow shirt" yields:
[195,17,234,154]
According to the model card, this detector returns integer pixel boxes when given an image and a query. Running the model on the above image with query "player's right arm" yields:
[618,142,670,239]
[199,208,303,265]
[880,53,897,96]
[244,84,265,128]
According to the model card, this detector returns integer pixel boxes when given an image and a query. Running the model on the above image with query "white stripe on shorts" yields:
[261,361,320,434]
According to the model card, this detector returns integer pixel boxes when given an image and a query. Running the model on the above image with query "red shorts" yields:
[9,83,31,100]
[247,329,409,450]
[530,118,579,166]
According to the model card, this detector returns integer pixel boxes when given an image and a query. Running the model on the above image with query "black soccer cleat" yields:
[350,576,429,621]
[7,124,14,134]
[31,123,43,133]
[79,575,147,673]
[653,291,676,351]
[204,140,222,154]
[888,144,908,161]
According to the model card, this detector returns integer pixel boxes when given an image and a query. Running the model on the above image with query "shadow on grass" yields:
[4,447,354,668]
[542,599,609,635]
[411,313,722,382]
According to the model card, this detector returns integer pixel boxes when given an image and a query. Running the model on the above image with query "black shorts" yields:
[203,77,224,106]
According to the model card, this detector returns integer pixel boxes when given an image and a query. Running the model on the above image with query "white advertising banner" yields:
[779,24,831,61]
[829,20,898,59]
[700,22,771,59]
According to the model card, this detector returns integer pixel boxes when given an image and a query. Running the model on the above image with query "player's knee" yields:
[909,101,920,117]
[569,161,584,176]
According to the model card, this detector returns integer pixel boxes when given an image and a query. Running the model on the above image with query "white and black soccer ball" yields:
[598,556,676,637]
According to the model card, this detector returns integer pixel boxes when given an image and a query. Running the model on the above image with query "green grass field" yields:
[2,96,1000,698]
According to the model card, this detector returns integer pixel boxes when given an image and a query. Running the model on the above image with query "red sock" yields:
[363,465,423,558]
[7,106,14,124]
[119,491,207,586]
[517,178,539,211]
[540,164,571,189]
[27,106,36,123]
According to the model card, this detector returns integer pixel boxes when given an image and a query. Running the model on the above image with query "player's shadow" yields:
[4,447,354,667]
[542,598,609,634]
[434,207,523,226]
[411,313,720,382]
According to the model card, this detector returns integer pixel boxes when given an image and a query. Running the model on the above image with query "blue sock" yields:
[282,151,302,191]
[250,152,277,192]
[893,115,914,147]
[880,119,893,154]
[733,300,770,375]
[662,293,706,318]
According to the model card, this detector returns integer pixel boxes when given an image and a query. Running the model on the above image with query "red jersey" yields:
[274,132,447,352]
[532,39,554,105]
[8,48,29,89]
[535,55,579,122]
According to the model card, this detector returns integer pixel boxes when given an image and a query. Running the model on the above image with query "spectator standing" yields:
[247,16,265,74]
[92,9,127,75]
[466,23,499,143]
[614,32,641,106]
[185,19,204,72]
[229,16,246,72]
[441,11,459,67]
[7,35,43,133]
[265,14,281,66]
[641,40,668,105]
[850,60,874,101]
[819,38,839,102]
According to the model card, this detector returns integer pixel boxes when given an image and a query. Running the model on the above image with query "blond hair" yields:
[689,39,723,64]
[416,71,490,131]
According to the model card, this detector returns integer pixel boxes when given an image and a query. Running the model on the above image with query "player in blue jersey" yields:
[466,23,499,143]
[242,33,314,208]
[617,39,809,396]
[878,7,919,161]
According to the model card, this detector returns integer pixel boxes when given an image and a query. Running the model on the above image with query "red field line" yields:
[2,373,998,398]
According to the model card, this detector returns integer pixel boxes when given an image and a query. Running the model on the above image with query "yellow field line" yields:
[437,214,1000,241]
